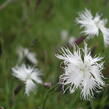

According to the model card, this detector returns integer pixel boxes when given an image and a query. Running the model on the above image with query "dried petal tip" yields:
[0,107,4,109]
[14,85,23,96]
[75,36,86,45]
[43,82,52,88]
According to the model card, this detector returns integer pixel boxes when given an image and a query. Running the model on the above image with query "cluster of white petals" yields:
[17,47,37,65]
[56,43,105,100]
[76,9,109,47]
[12,64,42,95]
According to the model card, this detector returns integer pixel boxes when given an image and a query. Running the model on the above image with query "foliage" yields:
[0,0,109,109]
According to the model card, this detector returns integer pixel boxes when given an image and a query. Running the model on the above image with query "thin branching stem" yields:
[90,100,94,109]
[42,83,58,109]
[0,0,13,11]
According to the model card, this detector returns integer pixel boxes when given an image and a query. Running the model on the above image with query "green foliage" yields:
[0,0,109,109]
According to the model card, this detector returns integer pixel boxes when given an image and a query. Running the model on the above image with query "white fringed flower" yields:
[76,9,109,47]
[17,47,38,65]
[56,43,105,100]
[12,64,42,95]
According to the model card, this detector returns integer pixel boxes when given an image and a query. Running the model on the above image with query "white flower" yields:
[56,43,105,100]
[17,47,38,65]
[12,64,42,95]
[76,9,109,47]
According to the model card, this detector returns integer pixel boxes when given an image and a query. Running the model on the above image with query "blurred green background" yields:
[0,0,109,109]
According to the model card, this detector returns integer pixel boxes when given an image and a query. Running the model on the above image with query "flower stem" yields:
[90,100,94,109]
[42,84,58,109]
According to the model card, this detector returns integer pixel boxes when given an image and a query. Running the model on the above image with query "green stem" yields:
[42,84,58,109]
[90,100,94,109]
[71,92,79,108]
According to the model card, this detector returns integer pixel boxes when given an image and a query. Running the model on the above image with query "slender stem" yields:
[42,84,58,109]
[9,84,23,109]
[0,0,12,11]
[71,92,79,108]
[90,100,94,109]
